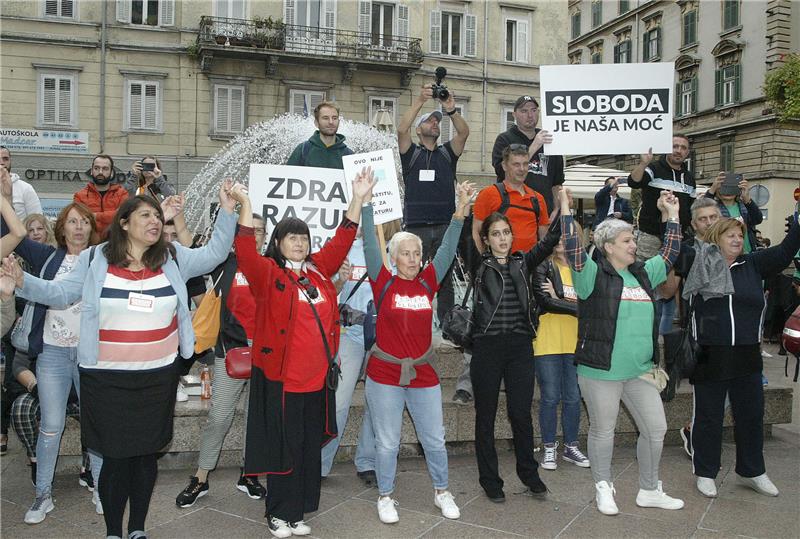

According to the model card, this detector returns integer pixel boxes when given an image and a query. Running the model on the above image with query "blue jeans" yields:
[321,337,376,476]
[659,298,676,335]
[365,378,448,496]
[535,354,581,445]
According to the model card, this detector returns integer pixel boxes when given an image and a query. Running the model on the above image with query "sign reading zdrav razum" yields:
[249,164,349,250]
[0,128,90,154]
[342,149,403,226]
[539,63,674,156]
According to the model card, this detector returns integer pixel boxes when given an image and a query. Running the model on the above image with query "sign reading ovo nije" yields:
[540,63,674,156]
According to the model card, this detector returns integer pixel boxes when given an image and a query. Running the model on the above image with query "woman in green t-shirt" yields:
[559,190,684,517]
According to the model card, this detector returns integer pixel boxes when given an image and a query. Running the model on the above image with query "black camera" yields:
[141,161,155,172]
[431,67,449,101]
[339,304,365,327]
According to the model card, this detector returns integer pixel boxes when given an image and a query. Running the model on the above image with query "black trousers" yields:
[471,333,539,494]
[691,371,765,479]
[266,389,324,522]
[405,223,454,322]
[99,453,158,537]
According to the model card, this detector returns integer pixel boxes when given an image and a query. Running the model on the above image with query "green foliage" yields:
[186,41,200,59]
[764,53,800,121]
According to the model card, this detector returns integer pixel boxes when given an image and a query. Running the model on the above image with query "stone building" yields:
[0,0,568,213]
[567,0,799,241]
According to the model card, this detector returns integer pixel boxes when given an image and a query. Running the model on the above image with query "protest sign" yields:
[540,63,674,155]
[342,149,403,225]
[249,164,347,250]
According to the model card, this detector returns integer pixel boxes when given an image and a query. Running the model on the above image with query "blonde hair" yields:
[704,218,746,247]
[23,213,56,246]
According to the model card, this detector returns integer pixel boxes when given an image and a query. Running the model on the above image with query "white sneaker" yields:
[739,473,779,496]
[636,481,684,510]
[288,520,311,536]
[92,490,104,514]
[595,481,619,516]
[434,490,460,519]
[541,442,558,470]
[267,516,292,538]
[696,477,718,498]
[24,494,54,524]
[377,496,399,524]
[176,382,189,402]
[761,350,773,358]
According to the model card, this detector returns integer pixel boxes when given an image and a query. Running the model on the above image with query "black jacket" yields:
[593,183,633,229]
[628,156,695,237]
[532,259,577,316]
[574,255,659,371]
[472,218,561,337]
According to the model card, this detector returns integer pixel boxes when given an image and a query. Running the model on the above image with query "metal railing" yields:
[198,16,423,64]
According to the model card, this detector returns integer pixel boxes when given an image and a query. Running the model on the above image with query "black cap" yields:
[514,95,539,111]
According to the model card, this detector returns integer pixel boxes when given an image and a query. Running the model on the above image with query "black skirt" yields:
[79,362,179,458]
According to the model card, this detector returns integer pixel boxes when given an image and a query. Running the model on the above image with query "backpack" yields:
[405,144,453,179]
[495,182,540,220]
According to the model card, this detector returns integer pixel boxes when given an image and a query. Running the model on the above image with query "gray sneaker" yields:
[24,494,54,524]
[452,390,472,406]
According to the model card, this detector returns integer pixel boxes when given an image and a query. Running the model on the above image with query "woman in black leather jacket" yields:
[469,192,561,503]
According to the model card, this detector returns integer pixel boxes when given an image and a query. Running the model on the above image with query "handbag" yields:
[639,366,669,392]
[11,250,57,353]
[191,271,225,354]
[661,298,700,401]
[225,346,251,379]
[440,280,474,349]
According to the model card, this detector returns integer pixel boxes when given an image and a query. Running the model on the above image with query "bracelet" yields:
[445,109,457,116]
[667,217,679,223]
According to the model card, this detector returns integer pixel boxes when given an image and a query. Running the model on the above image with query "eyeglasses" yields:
[297,276,319,300]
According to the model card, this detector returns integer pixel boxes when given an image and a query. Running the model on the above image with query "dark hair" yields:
[673,133,690,145]
[265,217,312,267]
[313,101,339,121]
[54,202,100,250]
[502,144,529,162]
[605,176,617,185]
[92,154,115,170]
[479,212,513,245]
[103,195,174,271]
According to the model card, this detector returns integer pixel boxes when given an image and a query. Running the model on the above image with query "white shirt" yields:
[607,194,617,217]
[11,174,43,219]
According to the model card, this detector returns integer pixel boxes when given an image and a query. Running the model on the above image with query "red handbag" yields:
[225,347,252,379]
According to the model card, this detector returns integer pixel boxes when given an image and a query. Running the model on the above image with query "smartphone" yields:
[723,172,742,187]
[142,162,156,172]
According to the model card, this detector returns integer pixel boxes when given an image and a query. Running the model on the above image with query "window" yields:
[619,0,630,14]
[213,0,246,19]
[591,1,602,28]
[682,9,697,46]
[368,96,397,126]
[722,0,739,30]
[371,3,394,46]
[613,40,631,63]
[715,64,741,106]
[44,0,75,18]
[125,79,161,131]
[571,11,581,39]
[643,27,661,61]
[720,139,735,172]
[213,84,245,135]
[505,18,529,63]
[591,50,602,64]
[117,0,174,26]
[441,12,462,56]
[438,102,465,141]
[289,89,325,116]
[676,76,698,116]
[429,10,475,57]
[501,106,515,132]
[38,73,77,127]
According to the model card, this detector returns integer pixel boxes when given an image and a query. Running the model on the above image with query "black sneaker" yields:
[526,476,548,498]
[30,461,37,487]
[356,470,377,487]
[485,489,505,503]
[680,427,693,458]
[452,389,473,406]
[237,469,266,499]
[176,476,209,508]
[79,469,94,492]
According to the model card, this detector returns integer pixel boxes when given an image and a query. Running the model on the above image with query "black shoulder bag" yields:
[661,297,700,402]
[441,276,477,350]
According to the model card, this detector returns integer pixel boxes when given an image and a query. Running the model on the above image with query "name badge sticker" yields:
[127,292,155,313]
[419,169,436,182]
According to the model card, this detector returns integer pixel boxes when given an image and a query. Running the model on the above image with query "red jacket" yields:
[73,183,129,237]
[234,219,357,382]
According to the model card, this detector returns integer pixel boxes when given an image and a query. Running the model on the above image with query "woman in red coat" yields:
[230,170,375,538]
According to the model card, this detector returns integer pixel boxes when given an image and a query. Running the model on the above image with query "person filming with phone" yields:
[704,171,763,254]
[123,156,177,200]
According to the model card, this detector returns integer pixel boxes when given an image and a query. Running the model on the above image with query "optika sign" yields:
[547,90,669,115]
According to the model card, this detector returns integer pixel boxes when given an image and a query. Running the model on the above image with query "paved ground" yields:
[2,347,799,538]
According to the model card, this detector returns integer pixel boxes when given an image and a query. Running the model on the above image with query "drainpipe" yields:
[99,1,107,152]
[480,0,489,172]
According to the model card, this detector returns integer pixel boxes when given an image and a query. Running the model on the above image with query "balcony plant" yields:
[764,53,800,121]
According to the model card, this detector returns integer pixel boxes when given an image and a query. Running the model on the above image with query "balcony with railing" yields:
[195,16,423,82]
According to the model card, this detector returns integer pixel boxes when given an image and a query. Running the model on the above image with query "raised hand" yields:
[640,147,654,165]
[0,255,24,289]
[337,259,352,283]
[0,167,11,201]
[739,179,750,203]
[228,183,250,206]
[218,178,236,212]
[456,180,475,213]
[352,166,377,203]
[657,190,679,219]
[161,195,184,223]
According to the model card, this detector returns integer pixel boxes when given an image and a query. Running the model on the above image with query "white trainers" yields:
[24,494,54,524]
[434,490,460,519]
[696,477,718,498]
[92,490,104,514]
[595,481,619,516]
[288,520,311,536]
[739,473,779,496]
[377,496,399,524]
[636,481,684,510]
[267,516,292,538]
[176,382,189,402]
[541,442,558,470]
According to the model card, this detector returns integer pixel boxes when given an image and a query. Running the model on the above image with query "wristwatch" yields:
[445,109,458,116]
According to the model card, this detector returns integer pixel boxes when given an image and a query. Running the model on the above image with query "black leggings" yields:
[99,453,158,537]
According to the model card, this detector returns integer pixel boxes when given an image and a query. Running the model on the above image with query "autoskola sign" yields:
[0,128,90,154]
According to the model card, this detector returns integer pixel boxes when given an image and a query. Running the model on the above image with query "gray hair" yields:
[593,218,633,251]
[690,197,721,221]
[387,231,423,260]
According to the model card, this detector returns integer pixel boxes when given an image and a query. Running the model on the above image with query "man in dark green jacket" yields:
[287,101,353,168]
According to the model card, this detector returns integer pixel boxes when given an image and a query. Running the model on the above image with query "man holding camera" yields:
[397,82,469,324]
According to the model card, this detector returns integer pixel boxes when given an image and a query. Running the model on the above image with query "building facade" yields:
[1,0,568,210]
[567,0,800,242]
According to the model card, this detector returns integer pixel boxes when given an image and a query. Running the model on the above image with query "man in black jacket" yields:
[593,177,633,229]
[491,95,564,214]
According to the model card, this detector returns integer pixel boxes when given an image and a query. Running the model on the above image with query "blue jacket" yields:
[16,208,237,367]
[593,183,633,229]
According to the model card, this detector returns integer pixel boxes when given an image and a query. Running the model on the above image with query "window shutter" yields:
[62,0,74,17]
[42,77,56,124]
[714,69,722,106]
[439,107,452,141]
[516,19,528,63]
[429,10,441,54]
[656,27,662,58]
[733,64,741,103]
[642,31,650,61]
[465,14,477,57]
[310,92,324,111]
[117,0,131,23]
[129,82,142,128]
[215,86,228,132]
[58,78,72,124]
[323,0,336,30]
[691,76,698,113]
[144,83,158,129]
[358,0,371,42]
[160,0,175,26]
[613,43,620,63]
[214,0,226,18]
[45,0,58,15]
[291,92,305,115]
[284,0,296,26]
[231,87,244,132]
[397,4,409,39]
[232,0,246,19]
[675,82,681,116]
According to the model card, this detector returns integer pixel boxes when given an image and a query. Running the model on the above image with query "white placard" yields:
[249,164,347,250]
[540,63,674,156]
[0,128,90,154]
[342,149,403,225]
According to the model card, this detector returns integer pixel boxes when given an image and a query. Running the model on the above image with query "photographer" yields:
[397,78,469,324]
[122,156,177,199]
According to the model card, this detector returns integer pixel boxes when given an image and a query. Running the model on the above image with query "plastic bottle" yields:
[200,365,212,400]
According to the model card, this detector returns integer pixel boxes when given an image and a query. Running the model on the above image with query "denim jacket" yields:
[17,208,237,366]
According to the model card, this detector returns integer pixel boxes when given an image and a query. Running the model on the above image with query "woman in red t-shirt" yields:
[361,181,474,525]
